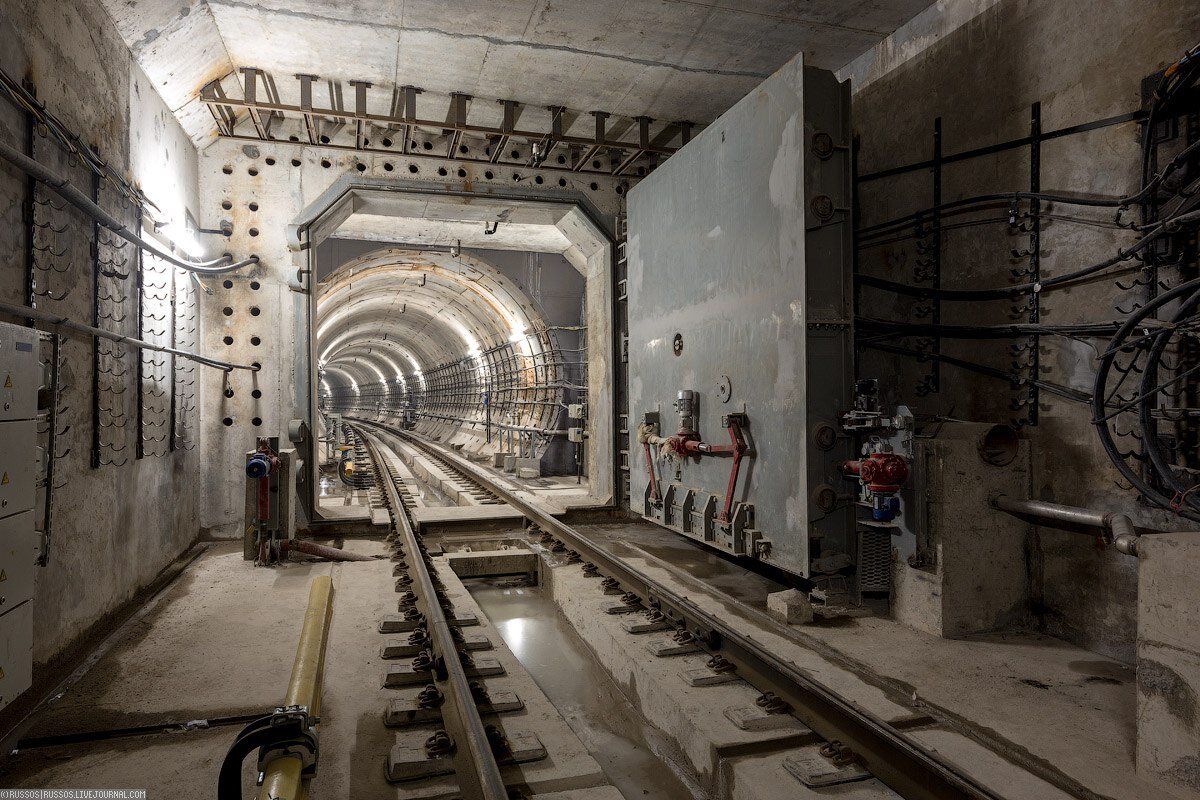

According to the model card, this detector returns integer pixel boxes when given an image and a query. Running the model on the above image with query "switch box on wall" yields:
[0,321,40,711]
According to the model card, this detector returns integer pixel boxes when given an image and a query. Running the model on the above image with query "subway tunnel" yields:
[1,2,1199,800]
[316,245,588,477]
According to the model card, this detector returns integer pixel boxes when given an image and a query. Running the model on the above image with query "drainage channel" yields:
[463,575,700,800]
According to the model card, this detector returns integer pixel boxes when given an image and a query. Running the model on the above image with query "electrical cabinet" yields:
[0,321,39,712]
[0,324,39,423]
[0,602,32,710]
[0,512,37,615]
[0,421,36,516]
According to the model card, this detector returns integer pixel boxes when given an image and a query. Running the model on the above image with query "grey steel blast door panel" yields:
[626,54,853,578]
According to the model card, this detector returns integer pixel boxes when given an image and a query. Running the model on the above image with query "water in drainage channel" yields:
[465,577,699,800]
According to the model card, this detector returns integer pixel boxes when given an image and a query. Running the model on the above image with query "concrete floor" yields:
[569,521,1191,800]
[1,515,1190,800]
[0,542,330,795]
[0,539,625,798]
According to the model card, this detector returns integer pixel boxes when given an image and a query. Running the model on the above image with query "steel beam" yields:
[199,71,681,176]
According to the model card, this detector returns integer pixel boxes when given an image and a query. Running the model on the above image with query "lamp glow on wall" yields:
[157,219,205,258]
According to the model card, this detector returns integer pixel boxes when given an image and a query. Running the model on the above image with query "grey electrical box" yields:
[0,324,40,423]
[0,512,37,615]
[0,320,39,712]
[626,54,853,578]
[0,602,32,711]
[0,421,37,516]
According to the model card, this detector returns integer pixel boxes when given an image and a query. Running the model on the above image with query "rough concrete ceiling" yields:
[98,0,933,148]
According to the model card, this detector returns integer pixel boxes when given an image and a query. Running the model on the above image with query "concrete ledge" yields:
[445,549,539,578]
[412,504,525,534]
[543,561,820,786]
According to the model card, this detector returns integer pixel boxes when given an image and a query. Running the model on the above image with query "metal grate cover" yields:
[857,528,892,593]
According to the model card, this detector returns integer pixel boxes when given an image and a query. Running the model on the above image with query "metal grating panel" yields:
[857,528,892,593]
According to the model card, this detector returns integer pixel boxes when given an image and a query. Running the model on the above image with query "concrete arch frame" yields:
[288,176,617,520]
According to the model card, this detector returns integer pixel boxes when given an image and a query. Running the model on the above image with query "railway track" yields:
[348,417,1017,800]
[352,425,512,800]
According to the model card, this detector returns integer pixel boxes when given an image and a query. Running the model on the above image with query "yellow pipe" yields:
[257,575,334,800]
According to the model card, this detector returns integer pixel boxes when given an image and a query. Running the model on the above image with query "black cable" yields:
[16,713,265,750]
[857,209,1133,250]
[857,191,1121,239]
[856,51,1199,248]
[1139,293,1200,512]
[217,713,318,799]
[1141,44,1200,209]
[857,120,1200,240]
[857,318,1121,339]
[861,341,1092,404]
[1092,277,1200,522]
[857,209,1200,301]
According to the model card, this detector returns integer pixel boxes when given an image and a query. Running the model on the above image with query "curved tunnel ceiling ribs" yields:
[96,0,934,145]
[316,247,575,441]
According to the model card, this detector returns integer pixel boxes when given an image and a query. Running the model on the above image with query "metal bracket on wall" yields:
[915,117,942,398]
[201,69,690,178]
[89,171,101,469]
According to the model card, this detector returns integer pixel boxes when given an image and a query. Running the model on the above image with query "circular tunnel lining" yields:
[317,247,585,468]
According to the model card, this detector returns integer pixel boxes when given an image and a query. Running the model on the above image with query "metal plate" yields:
[716,375,732,403]
[0,323,40,423]
[0,512,36,613]
[0,601,32,712]
[783,749,871,787]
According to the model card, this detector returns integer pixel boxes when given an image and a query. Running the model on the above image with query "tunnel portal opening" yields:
[293,184,617,518]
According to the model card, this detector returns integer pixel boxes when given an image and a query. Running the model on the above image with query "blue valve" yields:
[872,496,901,522]
[246,452,274,479]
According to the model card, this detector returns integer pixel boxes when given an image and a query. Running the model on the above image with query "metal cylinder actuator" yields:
[673,389,697,433]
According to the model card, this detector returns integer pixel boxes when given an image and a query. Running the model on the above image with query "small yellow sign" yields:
[1,473,8,485]
[0,571,7,582]
[0,667,6,680]
[3,375,10,388]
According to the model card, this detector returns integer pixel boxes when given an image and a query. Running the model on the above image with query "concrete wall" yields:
[0,0,201,664]
[1137,532,1200,793]
[195,142,624,537]
[848,0,1200,661]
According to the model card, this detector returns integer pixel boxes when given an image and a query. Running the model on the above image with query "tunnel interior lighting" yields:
[159,220,205,258]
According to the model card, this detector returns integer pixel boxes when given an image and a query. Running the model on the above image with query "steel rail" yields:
[349,417,1008,800]
[355,427,509,800]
